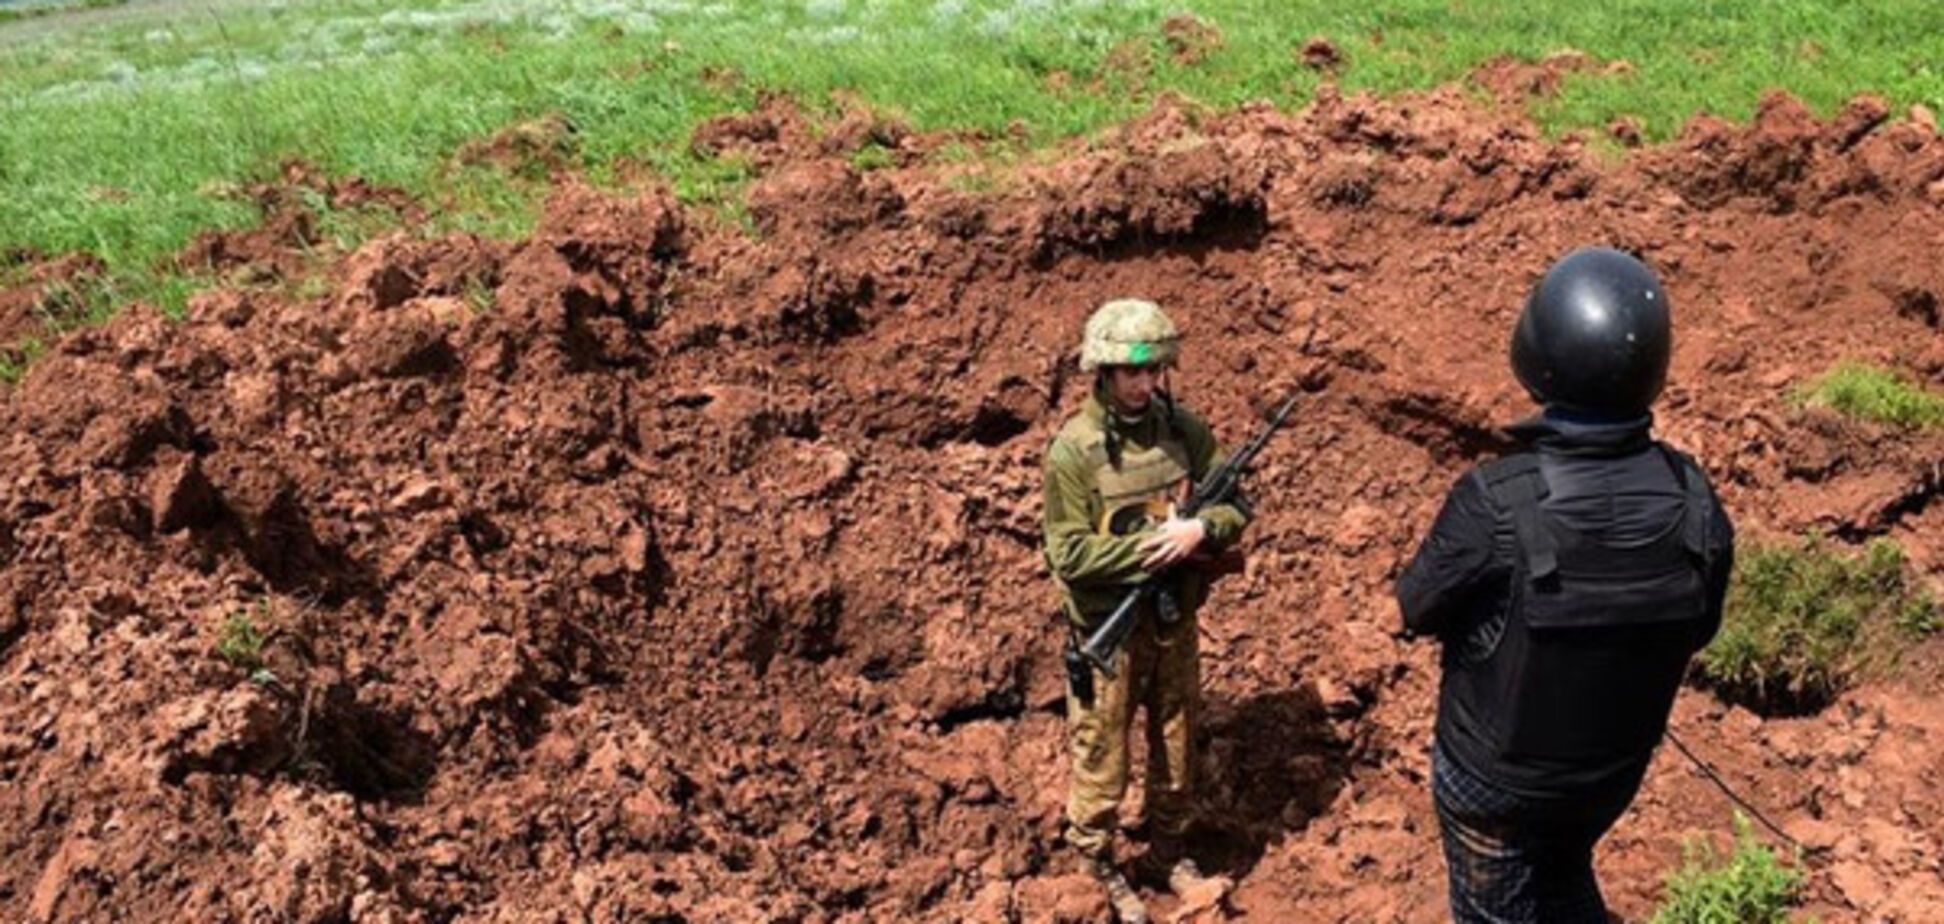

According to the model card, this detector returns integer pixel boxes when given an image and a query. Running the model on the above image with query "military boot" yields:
[1085,855,1151,924]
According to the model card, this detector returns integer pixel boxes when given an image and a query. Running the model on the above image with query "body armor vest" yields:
[1448,446,1715,773]
[1091,427,1192,537]
[1060,401,1199,619]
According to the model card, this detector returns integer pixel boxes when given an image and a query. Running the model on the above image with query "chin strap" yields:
[1096,372,1182,471]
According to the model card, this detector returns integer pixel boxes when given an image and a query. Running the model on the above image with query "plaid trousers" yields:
[1431,744,1636,924]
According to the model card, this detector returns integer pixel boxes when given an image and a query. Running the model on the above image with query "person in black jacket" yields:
[1396,248,1736,923]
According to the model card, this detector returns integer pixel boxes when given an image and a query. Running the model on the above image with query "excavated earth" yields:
[1,84,1942,923]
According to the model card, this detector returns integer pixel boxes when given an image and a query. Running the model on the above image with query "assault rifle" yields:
[1074,391,1299,678]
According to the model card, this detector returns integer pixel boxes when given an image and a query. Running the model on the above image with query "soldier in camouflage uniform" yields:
[1042,299,1252,922]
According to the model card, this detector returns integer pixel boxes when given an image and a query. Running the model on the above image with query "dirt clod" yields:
[1300,36,1343,72]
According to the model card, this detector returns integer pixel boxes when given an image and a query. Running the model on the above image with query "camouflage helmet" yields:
[1080,298,1180,372]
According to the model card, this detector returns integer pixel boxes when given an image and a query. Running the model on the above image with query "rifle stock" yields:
[1078,585,1151,675]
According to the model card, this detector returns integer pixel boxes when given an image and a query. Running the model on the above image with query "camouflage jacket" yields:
[1041,388,1251,628]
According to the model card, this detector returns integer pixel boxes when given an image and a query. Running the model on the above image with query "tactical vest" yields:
[1061,403,1198,618]
[1448,446,1715,770]
[1093,428,1192,535]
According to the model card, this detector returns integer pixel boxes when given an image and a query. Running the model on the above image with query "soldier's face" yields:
[1104,365,1165,414]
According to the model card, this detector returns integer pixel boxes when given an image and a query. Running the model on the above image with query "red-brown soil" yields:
[0,252,108,354]
[1,84,1940,923]
[176,160,427,284]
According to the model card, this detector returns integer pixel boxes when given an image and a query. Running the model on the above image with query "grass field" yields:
[1,0,1941,318]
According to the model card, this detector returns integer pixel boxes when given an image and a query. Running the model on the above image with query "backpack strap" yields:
[1477,454,1558,581]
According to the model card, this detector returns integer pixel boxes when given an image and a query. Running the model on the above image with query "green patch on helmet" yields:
[1128,341,1155,365]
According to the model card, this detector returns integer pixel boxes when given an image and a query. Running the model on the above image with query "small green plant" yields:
[945,169,1001,195]
[1796,361,1944,429]
[215,605,268,671]
[1651,815,1802,924]
[291,269,334,302]
[461,275,497,314]
[670,152,760,234]
[0,339,44,386]
[671,152,757,209]
[1896,588,1941,636]
[1699,537,1937,713]
[32,278,101,332]
[312,196,403,254]
[848,142,896,172]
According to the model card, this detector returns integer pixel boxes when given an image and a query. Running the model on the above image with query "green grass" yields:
[0,0,1940,348]
[0,338,43,385]
[1652,814,1803,924]
[849,142,898,172]
[0,0,125,25]
[1699,537,1938,714]
[1797,361,1944,429]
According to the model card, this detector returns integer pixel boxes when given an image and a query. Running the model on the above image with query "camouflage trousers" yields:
[1064,608,1200,859]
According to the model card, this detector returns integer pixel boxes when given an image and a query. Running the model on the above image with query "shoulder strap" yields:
[1657,444,1712,559]
[1163,394,1210,481]
[1478,454,1557,581]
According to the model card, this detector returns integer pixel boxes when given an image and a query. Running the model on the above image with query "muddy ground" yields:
[1,81,1941,922]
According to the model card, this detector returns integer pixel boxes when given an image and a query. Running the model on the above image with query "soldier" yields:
[1396,248,1736,923]
[1042,298,1252,922]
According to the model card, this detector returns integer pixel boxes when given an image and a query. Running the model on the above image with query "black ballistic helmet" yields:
[1510,247,1672,418]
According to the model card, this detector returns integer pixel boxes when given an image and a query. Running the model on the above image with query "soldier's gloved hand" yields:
[1140,515,1206,570]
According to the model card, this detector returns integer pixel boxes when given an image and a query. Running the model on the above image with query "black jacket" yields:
[1396,410,1735,798]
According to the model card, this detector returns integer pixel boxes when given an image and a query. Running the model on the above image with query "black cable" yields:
[1664,728,1811,857]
